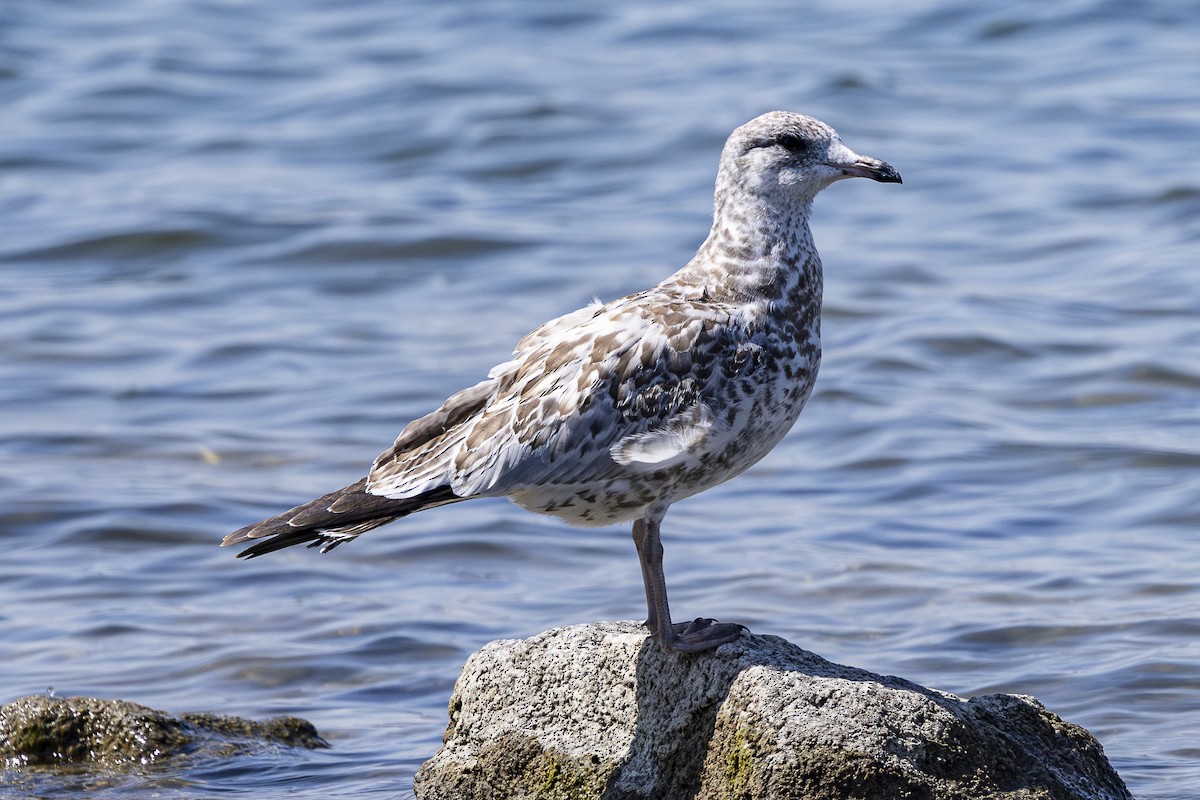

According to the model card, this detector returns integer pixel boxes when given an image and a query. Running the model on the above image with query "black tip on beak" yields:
[837,157,902,184]
[871,161,903,184]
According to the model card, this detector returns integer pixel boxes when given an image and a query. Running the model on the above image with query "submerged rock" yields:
[0,694,326,771]
[415,621,1131,800]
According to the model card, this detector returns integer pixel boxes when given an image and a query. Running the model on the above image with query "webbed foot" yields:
[657,617,745,653]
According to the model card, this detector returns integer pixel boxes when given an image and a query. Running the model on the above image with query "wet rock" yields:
[414,621,1131,800]
[0,694,326,771]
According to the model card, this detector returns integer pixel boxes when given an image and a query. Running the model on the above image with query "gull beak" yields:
[835,156,903,184]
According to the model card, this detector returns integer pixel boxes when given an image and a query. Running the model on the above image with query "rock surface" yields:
[414,621,1131,800]
[0,694,326,771]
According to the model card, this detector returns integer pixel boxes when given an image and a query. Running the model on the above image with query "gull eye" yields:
[776,133,807,154]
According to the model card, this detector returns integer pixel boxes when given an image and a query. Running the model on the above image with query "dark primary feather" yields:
[223,384,493,558]
[222,479,461,558]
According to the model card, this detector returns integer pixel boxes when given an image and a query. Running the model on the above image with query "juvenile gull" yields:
[223,111,901,653]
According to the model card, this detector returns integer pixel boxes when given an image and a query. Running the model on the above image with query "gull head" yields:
[718,111,901,207]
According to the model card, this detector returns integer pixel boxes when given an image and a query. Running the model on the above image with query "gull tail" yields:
[222,477,461,559]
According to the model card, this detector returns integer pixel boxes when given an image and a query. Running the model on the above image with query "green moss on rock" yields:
[722,726,755,797]
[0,695,326,771]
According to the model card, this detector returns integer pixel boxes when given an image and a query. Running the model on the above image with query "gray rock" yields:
[0,694,326,771]
[414,621,1130,800]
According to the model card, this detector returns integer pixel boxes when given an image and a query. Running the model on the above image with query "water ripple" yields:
[1,1,1198,798]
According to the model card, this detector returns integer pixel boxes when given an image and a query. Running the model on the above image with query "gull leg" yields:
[631,518,660,635]
[633,511,745,653]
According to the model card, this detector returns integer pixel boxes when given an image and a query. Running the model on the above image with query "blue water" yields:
[2,1,1198,797]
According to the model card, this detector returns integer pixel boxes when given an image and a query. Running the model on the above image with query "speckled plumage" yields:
[223,111,901,652]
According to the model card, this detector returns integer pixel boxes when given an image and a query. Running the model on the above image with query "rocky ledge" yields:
[415,621,1130,800]
[0,694,326,771]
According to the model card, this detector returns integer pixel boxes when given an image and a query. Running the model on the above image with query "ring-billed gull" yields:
[223,111,901,653]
